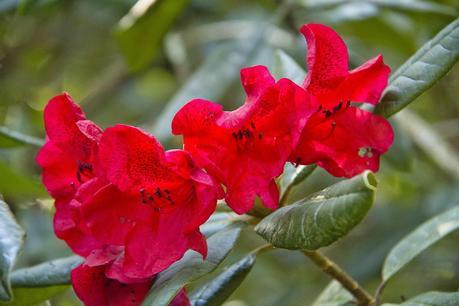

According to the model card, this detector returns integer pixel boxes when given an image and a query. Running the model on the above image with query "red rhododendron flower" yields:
[172,65,317,214]
[290,24,394,177]
[71,263,191,306]
[81,124,223,278]
[36,94,104,256]
[37,94,222,305]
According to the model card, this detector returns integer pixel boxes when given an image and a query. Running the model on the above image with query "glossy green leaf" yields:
[190,254,256,306]
[0,285,69,306]
[0,197,24,302]
[382,205,459,282]
[311,281,353,306]
[141,224,243,306]
[375,18,459,118]
[0,126,43,148]
[151,39,261,141]
[0,257,81,306]
[382,291,459,306]
[10,256,82,287]
[255,171,377,250]
[116,0,190,72]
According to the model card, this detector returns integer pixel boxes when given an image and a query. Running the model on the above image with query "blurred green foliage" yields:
[0,0,458,305]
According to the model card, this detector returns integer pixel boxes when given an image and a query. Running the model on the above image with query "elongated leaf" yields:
[382,205,459,281]
[311,281,353,306]
[0,285,69,306]
[375,18,459,118]
[383,291,459,306]
[116,0,190,72]
[191,254,256,306]
[141,224,243,306]
[0,257,82,306]
[10,256,82,287]
[0,198,24,302]
[255,171,377,250]
[0,126,44,148]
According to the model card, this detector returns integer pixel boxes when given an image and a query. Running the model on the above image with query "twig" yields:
[302,250,375,306]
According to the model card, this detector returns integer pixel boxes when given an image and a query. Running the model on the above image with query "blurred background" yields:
[0,0,458,305]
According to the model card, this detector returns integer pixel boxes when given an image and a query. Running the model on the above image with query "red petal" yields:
[187,230,207,258]
[43,93,86,144]
[301,24,349,96]
[170,289,191,306]
[123,213,189,278]
[334,55,391,105]
[173,79,315,214]
[36,142,78,200]
[53,199,102,257]
[81,184,154,245]
[98,125,171,192]
[293,107,394,177]
[240,65,275,102]
[71,264,152,306]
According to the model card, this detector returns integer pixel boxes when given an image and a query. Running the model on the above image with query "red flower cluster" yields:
[37,94,222,306]
[37,24,393,306]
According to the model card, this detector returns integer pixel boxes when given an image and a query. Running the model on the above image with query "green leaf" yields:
[0,197,24,302]
[141,224,243,306]
[272,50,306,84]
[383,291,459,306]
[311,281,353,306]
[151,39,261,141]
[0,285,69,306]
[10,256,82,287]
[255,171,377,250]
[201,213,234,237]
[280,164,317,196]
[116,0,190,72]
[382,205,459,282]
[0,257,82,306]
[0,160,46,199]
[190,254,256,306]
[375,18,459,118]
[0,126,44,148]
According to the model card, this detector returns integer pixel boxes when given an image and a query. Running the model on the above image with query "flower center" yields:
[76,160,94,183]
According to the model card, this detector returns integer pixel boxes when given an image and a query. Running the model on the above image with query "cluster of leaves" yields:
[1,0,459,305]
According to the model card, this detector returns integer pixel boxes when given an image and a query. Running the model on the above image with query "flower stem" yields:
[301,250,375,306]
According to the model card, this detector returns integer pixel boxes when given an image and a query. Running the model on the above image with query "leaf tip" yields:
[363,170,378,191]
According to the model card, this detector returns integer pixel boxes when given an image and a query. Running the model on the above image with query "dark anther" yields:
[250,122,256,129]
[318,105,323,111]
[258,132,263,140]
[155,187,162,197]
[237,130,243,139]
[346,100,351,108]
[333,101,343,113]
[323,110,332,118]
[147,195,154,202]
